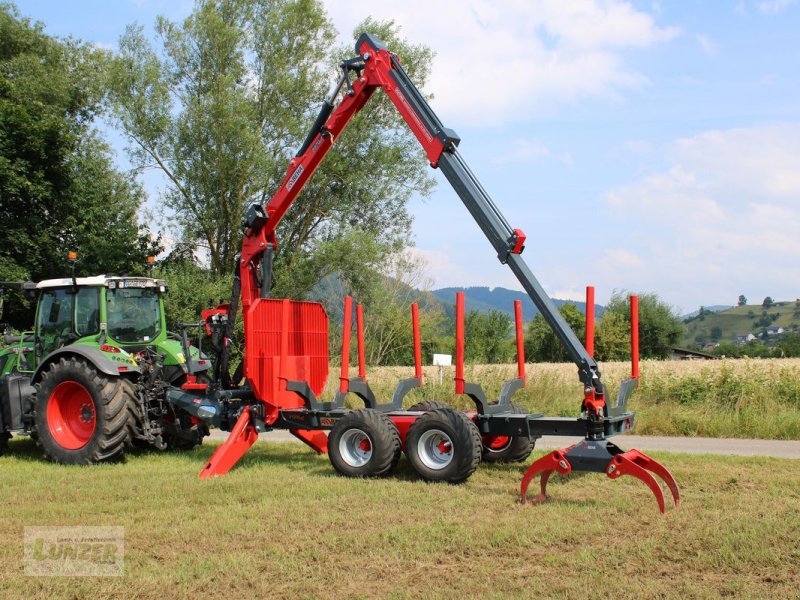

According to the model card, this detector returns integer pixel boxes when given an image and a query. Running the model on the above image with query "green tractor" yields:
[0,273,211,462]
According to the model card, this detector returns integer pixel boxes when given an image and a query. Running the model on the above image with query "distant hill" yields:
[681,305,733,320]
[683,301,800,345]
[431,286,605,321]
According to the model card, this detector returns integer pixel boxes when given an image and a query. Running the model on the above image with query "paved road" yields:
[208,429,800,459]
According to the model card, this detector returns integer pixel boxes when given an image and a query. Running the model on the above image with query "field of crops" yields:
[353,358,800,440]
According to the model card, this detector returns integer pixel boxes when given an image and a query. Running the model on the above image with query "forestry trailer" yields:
[176,33,679,511]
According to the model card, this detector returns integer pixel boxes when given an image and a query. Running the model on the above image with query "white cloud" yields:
[402,246,468,288]
[758,0,797,14]
[551,288,587,302]
[695,34,717,54]
[490,139,552,165]
[603,123,800,310]
[322,0,678,124]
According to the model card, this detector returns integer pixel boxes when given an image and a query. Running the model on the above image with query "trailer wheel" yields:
[35,357,131,464]
[406,408,481,484]
[328,409,401,478]
[481,401,535,463]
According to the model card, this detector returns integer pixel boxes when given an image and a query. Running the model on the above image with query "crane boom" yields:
[237,33,606,430]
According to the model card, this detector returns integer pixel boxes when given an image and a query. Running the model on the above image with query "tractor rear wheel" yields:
[35,357,131,464]
[405,408,481,484]
[328,409,401,478]
[480,401,535,463]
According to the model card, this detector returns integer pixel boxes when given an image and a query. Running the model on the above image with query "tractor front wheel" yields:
[35,357,131,464]
[328,409,401,478]
[405,408,481,484]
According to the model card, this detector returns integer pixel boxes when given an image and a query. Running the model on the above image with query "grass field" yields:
[1,437,799,599]
[2,358,798,598]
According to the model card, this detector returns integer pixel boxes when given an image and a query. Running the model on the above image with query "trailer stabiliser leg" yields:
[199,408,259,479]
[520,440,680,513]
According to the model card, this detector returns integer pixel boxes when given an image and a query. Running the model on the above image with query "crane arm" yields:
[237,33,606,424]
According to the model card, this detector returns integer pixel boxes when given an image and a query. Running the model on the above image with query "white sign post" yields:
[432,353,452,385]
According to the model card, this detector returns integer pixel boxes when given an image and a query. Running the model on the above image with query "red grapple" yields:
[520,439,681,513]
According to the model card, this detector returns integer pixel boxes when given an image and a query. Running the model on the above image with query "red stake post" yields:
[340,296,352,393]
[411,303,423,384]
[630,294,640,379]
[585,286,595,358]
[514,299,526,384]
[455,291,465,394]
[356,304,366,380]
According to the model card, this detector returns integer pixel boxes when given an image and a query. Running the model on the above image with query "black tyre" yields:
[34,357,131,464]
[328,409,401,478]
[407,401,451,412]
[480,401,535,463]
[0,432,10,455]
[162,373,211,450]
[405,408,481,484]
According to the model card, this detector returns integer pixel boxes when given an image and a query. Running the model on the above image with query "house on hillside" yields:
[736,333,757,345]
[766,326,785,336]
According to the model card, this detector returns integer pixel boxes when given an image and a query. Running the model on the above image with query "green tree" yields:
[525,303,585,363]
[154,261,230,332]
[738,294,747,306]
[778,333,800,358]
[763,296,774,308]
[108,0,435,296]
[710,326,722,341]
[595,311,630,361]
[603,291,683,359]
[464,309,513,364]
[0,5,157,327]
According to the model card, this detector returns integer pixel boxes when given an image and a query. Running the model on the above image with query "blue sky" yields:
[14,0,800,313]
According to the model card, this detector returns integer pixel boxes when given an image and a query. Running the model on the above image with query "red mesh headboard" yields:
[244,298,329,410]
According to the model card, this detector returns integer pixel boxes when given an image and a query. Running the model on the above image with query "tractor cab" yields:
[31,276,169,366]
[103,277,168,347]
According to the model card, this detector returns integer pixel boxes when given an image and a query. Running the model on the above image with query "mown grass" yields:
[1,437,799,599]
[350,359,800,440]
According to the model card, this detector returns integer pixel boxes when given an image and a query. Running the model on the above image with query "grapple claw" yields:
[520,449,573,504]
[606,452,667,513]
[520,440,680,513]
[607,449,681,512]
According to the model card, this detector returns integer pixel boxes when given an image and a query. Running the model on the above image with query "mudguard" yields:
[32,345,140,382]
